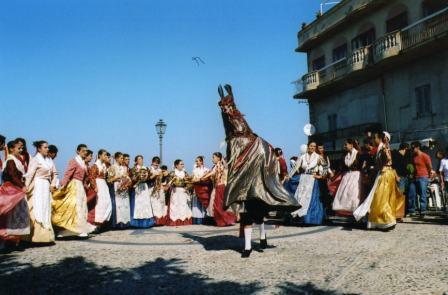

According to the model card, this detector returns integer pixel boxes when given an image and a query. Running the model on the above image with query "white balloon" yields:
[300,144,308,155]
[303,123,316,136]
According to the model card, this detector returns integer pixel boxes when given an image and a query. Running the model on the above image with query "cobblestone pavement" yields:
[1,218,448,294]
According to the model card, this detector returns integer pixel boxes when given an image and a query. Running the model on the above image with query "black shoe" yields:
[260,238,268,249]
[241,249,252,258]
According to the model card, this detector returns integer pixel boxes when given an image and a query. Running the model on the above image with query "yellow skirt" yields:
[368,168,404,229]
[52,179,95,235]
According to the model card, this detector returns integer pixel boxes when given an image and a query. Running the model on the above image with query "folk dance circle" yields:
[0,85,439,258]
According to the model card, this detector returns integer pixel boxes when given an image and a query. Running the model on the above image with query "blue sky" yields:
[0,0,322,170]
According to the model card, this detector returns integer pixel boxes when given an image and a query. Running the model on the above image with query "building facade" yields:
[295,0,448,156]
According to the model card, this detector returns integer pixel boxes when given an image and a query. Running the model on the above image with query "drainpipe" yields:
[381,75,389,131]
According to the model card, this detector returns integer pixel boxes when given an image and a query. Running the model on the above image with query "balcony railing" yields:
[301,58,347,90]
[302,71,319,91]
[401,7,448,50]
[349,45,371,71]
[373,31,401,63]
[319,58,348,84]
[298,7,448,96]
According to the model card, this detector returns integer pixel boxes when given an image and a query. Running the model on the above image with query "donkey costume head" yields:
[218,84,253,140]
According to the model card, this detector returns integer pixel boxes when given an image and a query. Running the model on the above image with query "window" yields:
[332,44,348,62]
[415,84,432,117]
[386,12,408,32]
[423,0,448,17]
[312,56,326,71]
[351,28,376,50]
[328,114,338,132]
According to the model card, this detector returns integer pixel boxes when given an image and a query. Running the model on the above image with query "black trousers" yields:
[240,199,269,226]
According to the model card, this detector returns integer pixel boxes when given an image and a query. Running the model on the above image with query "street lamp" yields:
[155,119,167,164]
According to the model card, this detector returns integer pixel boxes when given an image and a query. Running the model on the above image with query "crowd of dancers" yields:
[0,130,447,251]
[0,135,239,249]
[280,130,447,230]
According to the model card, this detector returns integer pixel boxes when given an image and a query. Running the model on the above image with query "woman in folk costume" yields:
[201,152,236,227]
[129,155,155,228]
[147,157,168,225]
[354,132,405,230]
[316,143,334,218]
[15,138,31,172]
[0,135,6,184]
[52,144,96,237]
[0,140,30,246]
[88,149,112,229]
[332,138,364,216]
[167,159,193,226]
[191,156,210,224]
[284,155,303,195]
[290,141,327,225]
[84,150,97,225]
[107,152,131,228]
[275,148,288,183]
[217,85,299,258]
[24,141,58,243]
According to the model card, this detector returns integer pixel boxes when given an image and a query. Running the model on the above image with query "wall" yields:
[311,78,382,133]
[384,50,448,142]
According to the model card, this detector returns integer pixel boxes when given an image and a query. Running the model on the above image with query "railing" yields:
[302,71,319,91]
[319,58,348,85]
[401,7,448,50]
[349,45,371,71]
[373,31,401,62]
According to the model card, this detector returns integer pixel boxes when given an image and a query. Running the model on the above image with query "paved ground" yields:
[1,217,448,295]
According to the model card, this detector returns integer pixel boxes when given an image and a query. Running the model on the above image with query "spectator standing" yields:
[408,142,434,217]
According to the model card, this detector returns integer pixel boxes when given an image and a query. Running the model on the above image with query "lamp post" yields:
[155,119,167,164]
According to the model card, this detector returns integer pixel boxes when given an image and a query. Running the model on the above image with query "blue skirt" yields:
[129,189,155,228]
[284,174,300,195]
[303,180,325,225]
[109,184,130,229]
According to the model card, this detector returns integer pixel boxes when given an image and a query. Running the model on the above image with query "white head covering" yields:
[383,131,391,142]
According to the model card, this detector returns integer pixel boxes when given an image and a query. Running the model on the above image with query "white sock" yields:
[259,223,266,240]
[244,227,252,250]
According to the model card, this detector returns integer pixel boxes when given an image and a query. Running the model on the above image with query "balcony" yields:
[301,58,348,91]
[296,7,448,99]
[373,31,401,63]
[302,71,319,91]
[348,45,371,72]
[401,7,448,50]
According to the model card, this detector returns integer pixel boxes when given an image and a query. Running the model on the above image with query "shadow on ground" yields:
[0,255,261,294]
[181,233,242,253]
[0,254,350,294]
[276,282,360,295]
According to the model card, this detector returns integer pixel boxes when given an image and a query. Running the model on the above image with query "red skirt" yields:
[194,183,211,209]
[0,182,28,241]
[327,173,343,198]
[0,182,25,216]
[86,188,97,225]
[166,218,192,226]
[154,215,168,226]
[213,184,236,227]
